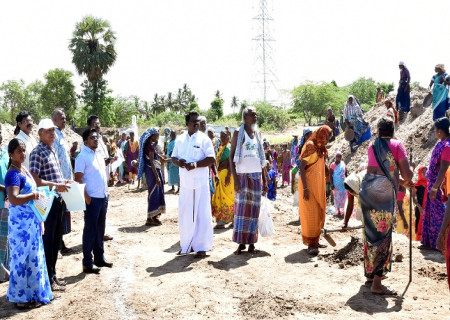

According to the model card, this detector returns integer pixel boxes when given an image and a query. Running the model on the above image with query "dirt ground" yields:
[0,182,449,320]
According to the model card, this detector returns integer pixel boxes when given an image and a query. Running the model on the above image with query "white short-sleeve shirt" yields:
[172,131,215,190]
[74,146,108,198]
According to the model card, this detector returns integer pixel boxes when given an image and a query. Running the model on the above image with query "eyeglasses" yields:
[89,135,99,140]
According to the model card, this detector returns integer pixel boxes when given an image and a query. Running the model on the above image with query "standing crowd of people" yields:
[1,62,450,310]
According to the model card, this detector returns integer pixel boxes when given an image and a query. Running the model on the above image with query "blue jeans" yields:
[82,197,108,267]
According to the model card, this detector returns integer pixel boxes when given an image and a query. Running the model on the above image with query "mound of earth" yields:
[328,86,435,173]
[324,236,363,267]
[417,265,447,281]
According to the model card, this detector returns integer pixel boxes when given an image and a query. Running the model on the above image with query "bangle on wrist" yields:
[431,186,438,192]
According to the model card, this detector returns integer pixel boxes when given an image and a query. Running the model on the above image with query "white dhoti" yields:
[178,184,213,254]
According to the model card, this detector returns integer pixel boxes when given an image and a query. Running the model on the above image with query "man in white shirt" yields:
[86,115,114,241]
[14,111,38,170]
[75,128,113,273]
[171,111,215,258]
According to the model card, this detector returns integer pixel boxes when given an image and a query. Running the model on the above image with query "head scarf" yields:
[436,64,446,73]
[415,165,428,188]
[346,95,359,108]
[299,128,312,146]
[335,152,342,157]
[399,61,405,67]
[137,127,159,180]
[300,125,332,160]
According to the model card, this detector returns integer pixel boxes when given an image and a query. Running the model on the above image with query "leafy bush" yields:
[253,101,291,131]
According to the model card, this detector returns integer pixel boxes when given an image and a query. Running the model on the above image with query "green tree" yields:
[377,82,395,96]
[111,96,140,127]
[0,80,26,122]
[69,15,117,114]
[348,77,377,105]
[291,81,336,125]
[41,68,77,120]
[24,80,45,120]
[80,77,114,124]
[231,96,239,113]
[253,101,290,131]
[151,93,165,115]
[209,91,224,121]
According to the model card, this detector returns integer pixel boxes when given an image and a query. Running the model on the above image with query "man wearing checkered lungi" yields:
[230,107,268,255]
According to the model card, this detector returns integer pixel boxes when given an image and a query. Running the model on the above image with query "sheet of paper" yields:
[111,148,125,173]
[61,182,86,211]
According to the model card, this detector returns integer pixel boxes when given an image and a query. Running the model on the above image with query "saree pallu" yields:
[422,141,450,249]
[0,208,9,281]
[233,173,262,244]
[212,168,234,224]
[348,116,371,148]
[360,174,395,278]
[144,161,166,219]
[298,156,326,247]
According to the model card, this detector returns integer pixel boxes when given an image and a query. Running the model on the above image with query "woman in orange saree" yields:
[298,125,332,256]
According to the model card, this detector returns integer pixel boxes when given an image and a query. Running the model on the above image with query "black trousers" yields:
[43,198,65,284]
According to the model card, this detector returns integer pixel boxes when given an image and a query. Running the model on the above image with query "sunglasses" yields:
[89,135,100,140]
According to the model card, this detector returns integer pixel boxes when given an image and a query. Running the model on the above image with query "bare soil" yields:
[0,183,448,320]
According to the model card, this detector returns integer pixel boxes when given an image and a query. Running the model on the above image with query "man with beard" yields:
[30,119,71,291]
[14,111,38,170]
[171,111,215,258]
[75,128,112,273]
[230,106,268,255]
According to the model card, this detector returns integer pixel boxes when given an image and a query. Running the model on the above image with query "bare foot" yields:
[234,244,246,255]
[371,285,397,296]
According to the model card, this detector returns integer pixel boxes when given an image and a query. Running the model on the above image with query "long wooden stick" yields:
[409,149,413,282]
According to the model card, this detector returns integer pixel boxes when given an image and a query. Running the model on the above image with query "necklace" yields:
[10,163,22,172]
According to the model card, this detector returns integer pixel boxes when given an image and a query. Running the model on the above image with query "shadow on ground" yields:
[346,285,403,314]
[118,224,152,233]
[284,249,314,264]
[146,254,201,277]
[208,250,271,271]
[419,248,445,263]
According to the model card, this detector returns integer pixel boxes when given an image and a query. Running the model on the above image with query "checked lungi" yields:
[233,173,262,244]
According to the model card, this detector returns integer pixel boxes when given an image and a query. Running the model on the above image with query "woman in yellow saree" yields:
[298,126,332,256]
[212,131,235,229]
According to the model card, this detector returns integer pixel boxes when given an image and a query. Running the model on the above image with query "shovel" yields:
[321,226,364,247]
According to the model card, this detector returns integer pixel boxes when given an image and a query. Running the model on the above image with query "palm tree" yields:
[69,16,117,81]
[231,96,239,113]
[165,92,176,113]
[69,16,117,111]
[215,90,222,99]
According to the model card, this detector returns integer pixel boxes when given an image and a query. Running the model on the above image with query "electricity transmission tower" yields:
[252,0,278,103]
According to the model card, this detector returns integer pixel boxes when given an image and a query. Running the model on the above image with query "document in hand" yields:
[30,186,57,222]
[61,182,86,211]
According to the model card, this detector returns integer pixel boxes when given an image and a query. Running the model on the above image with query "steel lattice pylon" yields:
[252,0,279,103]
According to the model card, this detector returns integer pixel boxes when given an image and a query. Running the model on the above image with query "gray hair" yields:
[51,108,64,120]
[241,106,256,122]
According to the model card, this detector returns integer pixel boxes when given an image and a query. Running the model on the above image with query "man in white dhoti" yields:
[171,111,215,258]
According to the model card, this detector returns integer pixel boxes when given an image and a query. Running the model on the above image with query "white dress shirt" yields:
[15,130,38,170]
[74,146,108,198]
[172,131,215,190]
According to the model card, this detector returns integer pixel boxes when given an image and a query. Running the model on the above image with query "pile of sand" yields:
[328,86,435,173]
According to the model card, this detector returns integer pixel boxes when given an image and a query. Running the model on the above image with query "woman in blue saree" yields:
[5,138,53,308]
[137,128,166,226]
[428,64,449,121]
